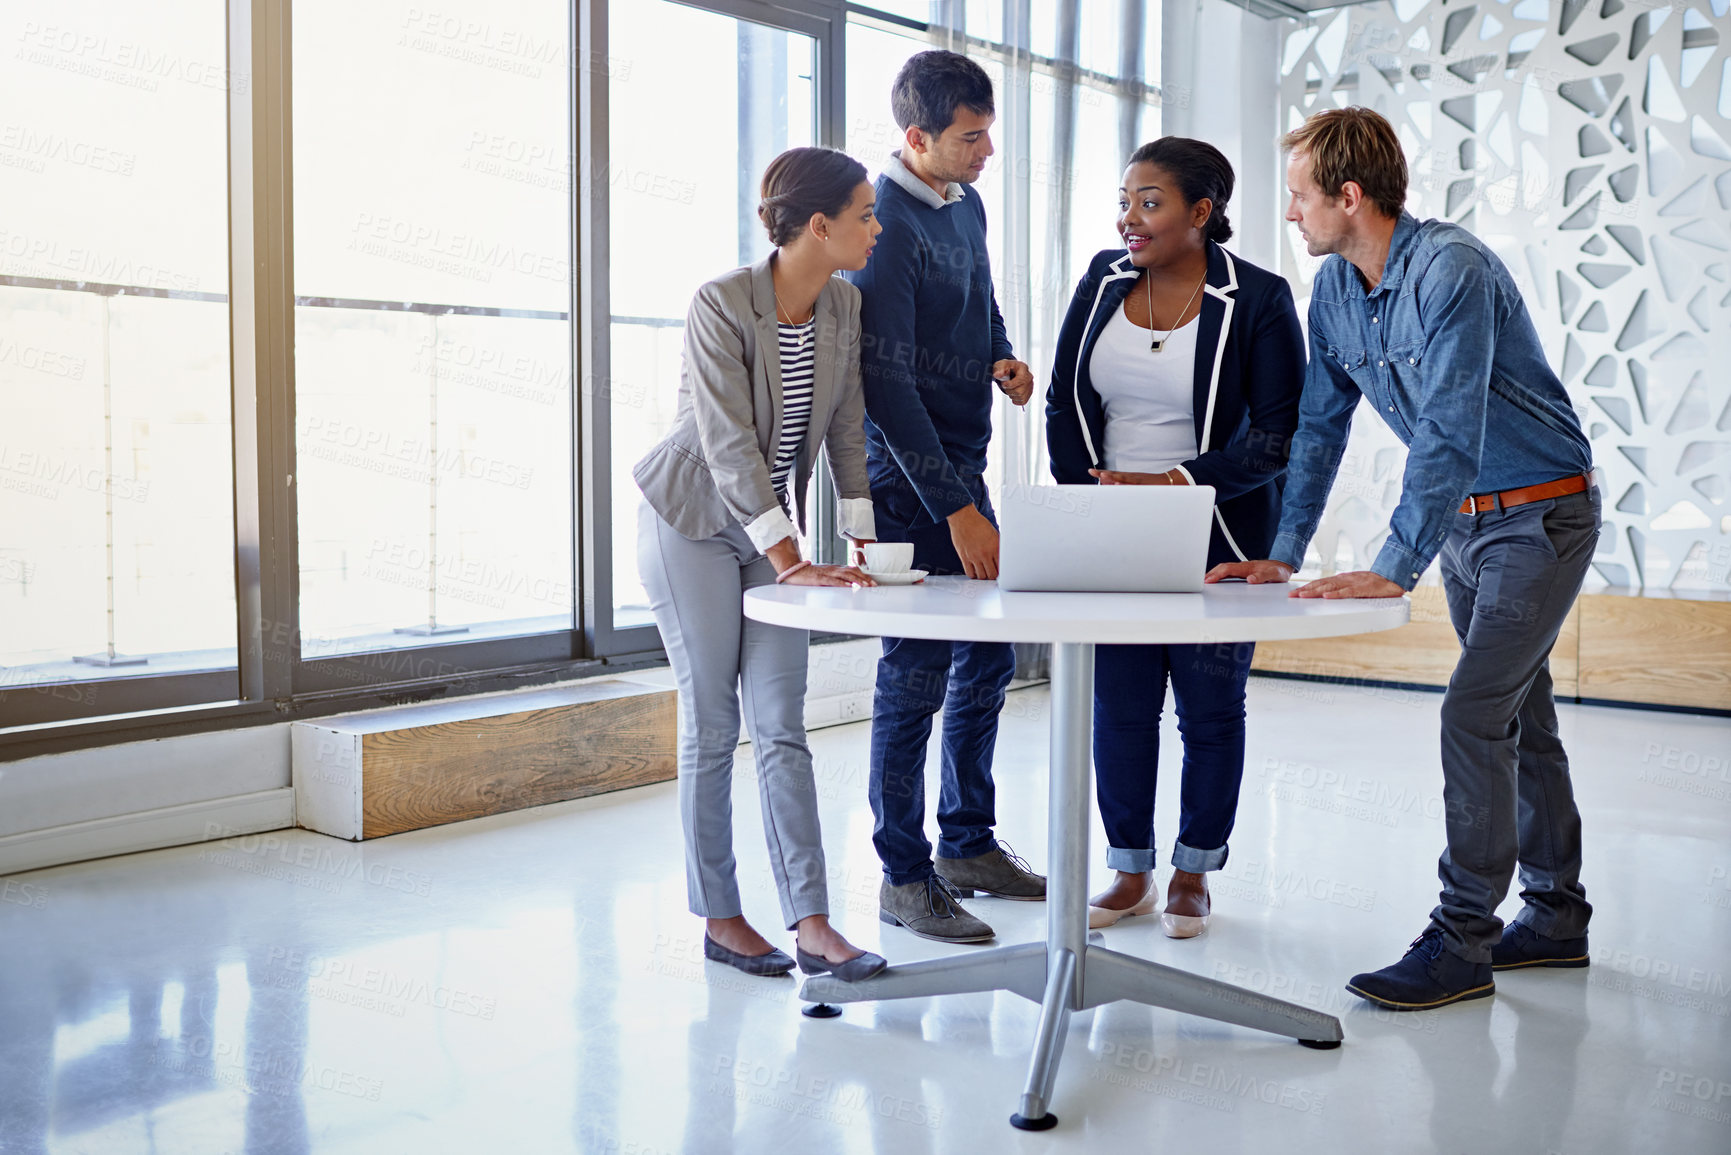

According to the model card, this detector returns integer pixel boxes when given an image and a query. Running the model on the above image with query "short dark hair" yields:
[1127,137,1236,244]
[890,50,994,138]
[1281,107,1408,219]
[758,147,868,247]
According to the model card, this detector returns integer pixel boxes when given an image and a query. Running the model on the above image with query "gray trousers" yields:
[637,502,828,929]
[1432,487,1601,962]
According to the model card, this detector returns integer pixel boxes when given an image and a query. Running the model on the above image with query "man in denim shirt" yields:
[1209,108,1601,1010]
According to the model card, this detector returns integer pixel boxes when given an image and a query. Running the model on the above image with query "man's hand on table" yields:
[1206,561,1405,599]
[1204,560,1293,585]
[947,504,1000,580]
[1290,570,1406,598]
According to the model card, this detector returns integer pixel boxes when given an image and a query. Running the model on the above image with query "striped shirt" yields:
[769,319,816,509]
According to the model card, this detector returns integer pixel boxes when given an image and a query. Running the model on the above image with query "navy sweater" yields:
[844,174,1013,522]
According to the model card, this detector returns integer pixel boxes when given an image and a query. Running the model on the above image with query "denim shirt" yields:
[1270,212,1592,590]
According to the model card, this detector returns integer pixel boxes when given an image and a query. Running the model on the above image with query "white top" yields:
[1090,303,1199,474]
[744,577,1409,645]
[768,319,816,507]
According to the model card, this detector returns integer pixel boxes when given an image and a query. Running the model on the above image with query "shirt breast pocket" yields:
[1388,341,1423,374]
[1326,343,1371,381]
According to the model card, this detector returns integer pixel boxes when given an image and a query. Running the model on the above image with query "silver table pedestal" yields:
[797,642,1343,1130]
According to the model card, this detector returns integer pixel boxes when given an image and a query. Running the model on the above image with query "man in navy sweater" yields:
[846,50,1043,944]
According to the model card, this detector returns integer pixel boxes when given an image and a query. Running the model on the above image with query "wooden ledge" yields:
[291,679,676,840]
[1252,587,1730,712]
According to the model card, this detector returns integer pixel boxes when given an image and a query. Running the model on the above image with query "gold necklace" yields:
[774,291,812,347]
[1144,271,1207,352]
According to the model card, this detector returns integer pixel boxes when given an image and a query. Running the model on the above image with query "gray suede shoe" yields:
[935,841,1047,901]
[879,876,995,943]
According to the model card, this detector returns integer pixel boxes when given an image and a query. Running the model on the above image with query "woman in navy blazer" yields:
[1045,138,1305,937]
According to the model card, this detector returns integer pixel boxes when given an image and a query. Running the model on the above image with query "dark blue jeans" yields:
[1431,487,1601,962]
[868,471,1016,886]
[1093,641,1254,874]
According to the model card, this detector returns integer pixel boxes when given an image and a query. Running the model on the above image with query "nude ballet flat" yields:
[1161,870,1211,939]
[1088,885,1160,929]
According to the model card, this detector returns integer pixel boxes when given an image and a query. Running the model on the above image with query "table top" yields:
[744,577,1410,645]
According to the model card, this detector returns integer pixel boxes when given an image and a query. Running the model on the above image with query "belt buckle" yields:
[1468,492,1502,515]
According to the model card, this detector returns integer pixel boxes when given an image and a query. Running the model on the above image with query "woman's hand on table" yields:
[783,564,876,588]
[1089,468,1188,485]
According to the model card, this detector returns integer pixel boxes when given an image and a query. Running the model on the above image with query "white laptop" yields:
[997,484,1217,593]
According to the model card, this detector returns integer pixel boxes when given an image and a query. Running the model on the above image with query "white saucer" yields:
[864,569,927,586]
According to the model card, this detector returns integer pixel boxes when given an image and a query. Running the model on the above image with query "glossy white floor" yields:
[2,678,1728,1154]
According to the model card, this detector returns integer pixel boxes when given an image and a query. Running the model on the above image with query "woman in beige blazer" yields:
[634,148,887,982]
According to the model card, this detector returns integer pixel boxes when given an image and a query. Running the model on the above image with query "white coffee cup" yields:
[861,542,914,574]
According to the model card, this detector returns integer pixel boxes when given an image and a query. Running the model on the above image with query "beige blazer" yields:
[633,255,874,547]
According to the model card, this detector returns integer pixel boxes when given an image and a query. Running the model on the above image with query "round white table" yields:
[744,576,1410,1131]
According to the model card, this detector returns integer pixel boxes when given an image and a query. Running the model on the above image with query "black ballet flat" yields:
[704,934,795,976]
[795,945,888,983]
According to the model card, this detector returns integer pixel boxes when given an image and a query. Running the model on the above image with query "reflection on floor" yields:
[1,679,1728,1154]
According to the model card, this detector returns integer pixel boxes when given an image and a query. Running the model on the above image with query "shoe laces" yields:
[1404,926,1447,960]
[993,841,1035,877]
[924,874,967,919]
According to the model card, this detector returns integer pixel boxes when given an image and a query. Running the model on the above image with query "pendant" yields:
[1150,339,1164,353]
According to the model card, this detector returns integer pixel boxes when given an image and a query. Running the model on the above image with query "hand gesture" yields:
[991,359,1034,407]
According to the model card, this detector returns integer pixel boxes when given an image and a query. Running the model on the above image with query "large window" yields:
[1,0,1170,742]
[293,0,574,659]
[0,0,237,722]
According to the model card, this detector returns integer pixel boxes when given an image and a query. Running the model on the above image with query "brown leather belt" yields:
[1459,472,1593,515]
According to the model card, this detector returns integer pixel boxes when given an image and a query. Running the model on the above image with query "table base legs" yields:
[797,941,1048,1005]
[796,641,1343,1128]
[798,939,1342,1126]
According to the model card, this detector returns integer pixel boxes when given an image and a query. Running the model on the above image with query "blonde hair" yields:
[1281,107,1407,218]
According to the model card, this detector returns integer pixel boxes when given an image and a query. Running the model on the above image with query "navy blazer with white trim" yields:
[1045,243,1306,569]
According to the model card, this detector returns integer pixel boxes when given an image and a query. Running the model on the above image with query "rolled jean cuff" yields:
[1170,840,1228,873]
[1105,845,1156,873]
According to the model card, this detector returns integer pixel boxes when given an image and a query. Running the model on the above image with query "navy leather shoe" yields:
[1346,927,1495,1011]
[1490,922,1590,971]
